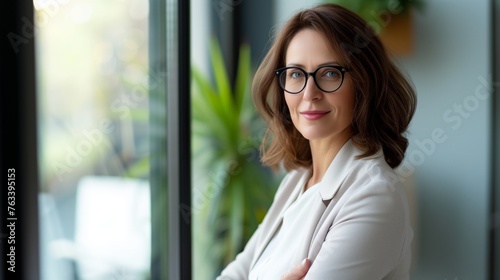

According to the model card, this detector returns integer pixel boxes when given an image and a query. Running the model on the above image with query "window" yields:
[35,0,152,279]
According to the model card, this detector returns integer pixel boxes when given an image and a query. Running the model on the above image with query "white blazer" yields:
[217,140,413,280]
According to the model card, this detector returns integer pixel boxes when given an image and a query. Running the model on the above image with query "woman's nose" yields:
[302,76,322,102]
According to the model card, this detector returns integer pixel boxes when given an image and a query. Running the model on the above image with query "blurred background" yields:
[2,0,498,279]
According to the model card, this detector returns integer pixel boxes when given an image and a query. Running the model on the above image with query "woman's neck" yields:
[305,133,351,190]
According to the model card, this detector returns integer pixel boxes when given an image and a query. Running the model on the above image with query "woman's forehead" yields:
[284,29,344,66]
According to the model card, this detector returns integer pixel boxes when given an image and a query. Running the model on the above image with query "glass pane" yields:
[35,0,152,279]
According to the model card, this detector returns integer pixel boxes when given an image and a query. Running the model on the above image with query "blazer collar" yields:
[317,140,364,201]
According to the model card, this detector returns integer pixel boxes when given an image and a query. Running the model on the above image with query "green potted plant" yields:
[324,0,424,54]
[191,39,281,279]
[324,0,423,21]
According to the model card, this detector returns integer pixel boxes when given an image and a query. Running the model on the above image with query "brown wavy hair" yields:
[252,3,416,170]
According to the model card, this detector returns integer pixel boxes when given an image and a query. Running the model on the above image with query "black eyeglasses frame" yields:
[274,65,350,94]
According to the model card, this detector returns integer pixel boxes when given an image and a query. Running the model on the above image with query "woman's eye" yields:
[323,70,339,78]
[289,71,303,79]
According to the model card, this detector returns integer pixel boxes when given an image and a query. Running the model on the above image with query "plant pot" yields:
[379,10,413,55]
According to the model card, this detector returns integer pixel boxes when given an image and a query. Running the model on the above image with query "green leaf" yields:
[209,39,234,122]
[191,68,222,119]
[234,43,252,123]
[191,68,232,145]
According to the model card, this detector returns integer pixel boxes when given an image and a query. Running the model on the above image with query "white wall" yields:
[190,0,210,73]
[399,0,491,278]
[274,0,321,27]
[274,0,492,279]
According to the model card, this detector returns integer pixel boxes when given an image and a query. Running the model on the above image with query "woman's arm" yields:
[216,224,262,280]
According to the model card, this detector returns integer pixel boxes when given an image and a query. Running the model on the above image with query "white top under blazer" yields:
[217,140,413,280]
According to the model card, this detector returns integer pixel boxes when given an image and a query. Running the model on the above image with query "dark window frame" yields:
[1,1,40,280]
[149,0,192,279]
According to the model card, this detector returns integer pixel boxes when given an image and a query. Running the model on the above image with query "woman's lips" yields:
[300,111,330,120]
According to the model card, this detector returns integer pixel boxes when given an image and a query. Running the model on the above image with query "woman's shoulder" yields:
[343,149,406,198]
[358,150,398,177]
[344,152,407,208]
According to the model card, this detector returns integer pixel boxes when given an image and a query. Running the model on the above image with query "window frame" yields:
[149,0,192,279]
[0,1,40,280]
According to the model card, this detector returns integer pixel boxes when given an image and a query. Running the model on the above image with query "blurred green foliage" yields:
[324,0,424,23]
[191,39,281,279]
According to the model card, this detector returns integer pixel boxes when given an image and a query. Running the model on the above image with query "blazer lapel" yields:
[318,140,361,202]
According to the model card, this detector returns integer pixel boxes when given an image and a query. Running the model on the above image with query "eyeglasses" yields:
[275,65,349,94]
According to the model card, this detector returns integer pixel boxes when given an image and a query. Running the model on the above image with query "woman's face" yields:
[284,29,355,144]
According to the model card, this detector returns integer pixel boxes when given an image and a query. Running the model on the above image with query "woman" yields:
[217,3,416,280]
